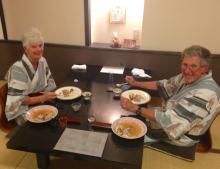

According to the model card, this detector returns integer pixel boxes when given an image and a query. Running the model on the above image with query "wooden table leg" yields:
[36,153,50,169]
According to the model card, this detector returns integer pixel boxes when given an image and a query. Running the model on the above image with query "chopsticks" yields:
[10,92,46,97]
[59,116,112,130]
[59,116,81,128]
[116,83,128,87]
[91,121,112,129]
[59,116,81,124]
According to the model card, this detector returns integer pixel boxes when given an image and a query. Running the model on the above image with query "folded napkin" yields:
[71,64,87,70]
[100,66,124,74]
[131,68,152,78]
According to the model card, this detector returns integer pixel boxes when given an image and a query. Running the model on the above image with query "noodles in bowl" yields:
[112,117,147,139]
[26,105,58,123]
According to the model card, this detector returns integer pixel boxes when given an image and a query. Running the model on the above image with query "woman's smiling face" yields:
[24,41,44,63]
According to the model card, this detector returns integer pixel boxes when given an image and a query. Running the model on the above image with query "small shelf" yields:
[90,43,140,50]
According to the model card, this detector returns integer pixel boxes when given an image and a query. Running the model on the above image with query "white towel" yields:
[100,66,124,74]
[71,64,87,70]
[131,68,151,78]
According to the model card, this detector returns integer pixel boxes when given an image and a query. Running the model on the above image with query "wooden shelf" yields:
[90,42,140,50]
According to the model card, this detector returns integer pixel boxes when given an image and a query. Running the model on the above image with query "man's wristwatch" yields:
[135,106,142,115]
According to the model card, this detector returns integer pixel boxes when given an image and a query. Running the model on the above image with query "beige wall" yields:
[141,0,220,54]
[2,0,85,45]
[2,0,220,54]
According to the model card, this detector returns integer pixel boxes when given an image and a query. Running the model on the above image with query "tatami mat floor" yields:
[1,115,220,169]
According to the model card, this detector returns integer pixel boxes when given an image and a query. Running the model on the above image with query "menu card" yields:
[54,128,108,157]
[100,66,124,74]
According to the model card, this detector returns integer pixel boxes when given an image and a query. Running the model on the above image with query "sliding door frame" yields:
[84,0,91,46]
[0,0,7,39]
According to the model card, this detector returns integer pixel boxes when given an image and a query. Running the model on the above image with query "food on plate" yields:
[55,86,82,100]
[128,93,145,102]
[121,90,151,105]
[60,88,74,97]
[31,108,54,121]
[115,121,142,138]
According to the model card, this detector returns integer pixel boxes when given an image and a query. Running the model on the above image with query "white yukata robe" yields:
[5,54,56,122]
[155,72,220,146]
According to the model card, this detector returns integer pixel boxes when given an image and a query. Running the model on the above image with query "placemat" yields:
[54,128,108,157]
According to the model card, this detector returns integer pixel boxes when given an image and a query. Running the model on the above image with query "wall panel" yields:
[142,0,220,54]
[1,41,220,86]
[2,0,85,45]
[2,0,220,53]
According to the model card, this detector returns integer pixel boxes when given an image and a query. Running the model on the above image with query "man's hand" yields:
[125,76,137,86]
[120,96,138,112]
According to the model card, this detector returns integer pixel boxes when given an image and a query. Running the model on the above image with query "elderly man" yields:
[121,45,220,146]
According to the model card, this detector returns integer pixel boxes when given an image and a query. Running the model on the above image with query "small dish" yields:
[88,116,96,123]
[113,87,122,94]
[113,87,122,98]
[71,102,82,111]
[82,91,92,100]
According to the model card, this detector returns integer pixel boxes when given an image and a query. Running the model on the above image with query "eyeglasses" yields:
[181,63,201,72]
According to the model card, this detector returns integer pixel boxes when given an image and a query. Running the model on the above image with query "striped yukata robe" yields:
[5,54,56,122]
[155,72,220,146]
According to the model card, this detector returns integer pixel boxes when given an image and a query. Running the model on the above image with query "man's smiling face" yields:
[181,55,208,84]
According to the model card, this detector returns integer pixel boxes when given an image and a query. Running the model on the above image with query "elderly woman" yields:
[5,28,57,125]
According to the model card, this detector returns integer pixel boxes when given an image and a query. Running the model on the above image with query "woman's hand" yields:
[120,96,138,112]
[42,92,57,102]
[24,92,57,105]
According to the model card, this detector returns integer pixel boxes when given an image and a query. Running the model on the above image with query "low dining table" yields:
[7,65,157,169]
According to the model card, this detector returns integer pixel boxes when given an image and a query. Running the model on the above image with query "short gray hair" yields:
[22,28,44,47]
[181,45,211,66]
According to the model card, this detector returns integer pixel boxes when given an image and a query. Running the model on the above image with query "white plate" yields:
[55,86,82,100]
[111,117,147,139]
[26,105,58,123]
[121,89,151,105]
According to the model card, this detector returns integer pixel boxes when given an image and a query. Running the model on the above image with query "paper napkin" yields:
[131,68,152,78]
